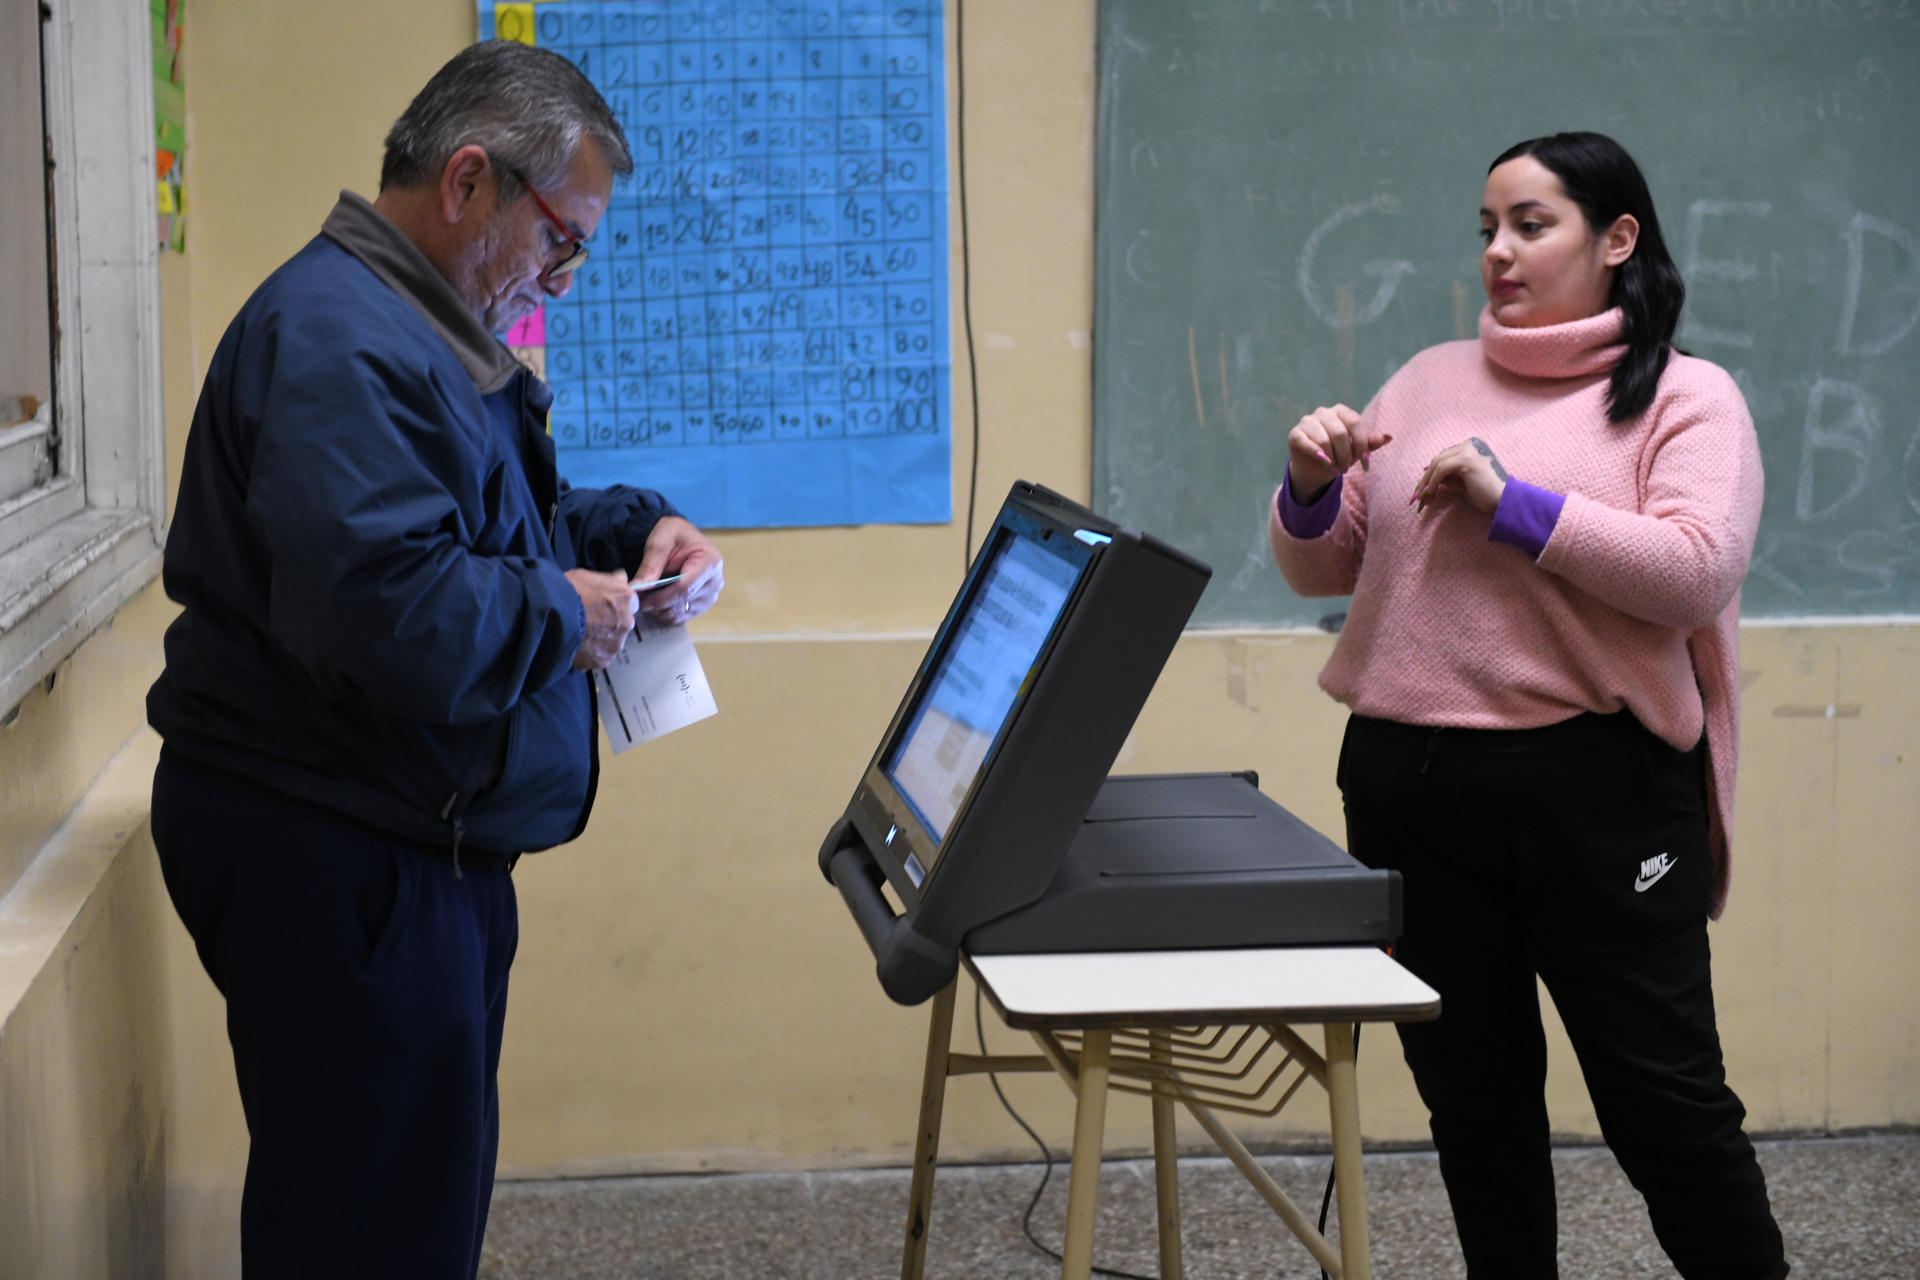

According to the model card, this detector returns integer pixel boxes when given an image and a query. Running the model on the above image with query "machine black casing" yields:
[963,771,1401,954]
[820,482,1208,1003]
[819,482,1400,1006]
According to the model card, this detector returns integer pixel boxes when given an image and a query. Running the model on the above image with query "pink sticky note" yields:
[505,307,544,347]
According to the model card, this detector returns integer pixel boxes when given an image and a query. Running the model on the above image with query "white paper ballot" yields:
[593,615,718,753]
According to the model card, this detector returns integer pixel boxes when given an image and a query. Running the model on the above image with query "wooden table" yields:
[899,947,1441,1280]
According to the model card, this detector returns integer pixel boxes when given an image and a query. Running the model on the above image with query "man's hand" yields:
[567,568,640,670]
[631,516,725,625]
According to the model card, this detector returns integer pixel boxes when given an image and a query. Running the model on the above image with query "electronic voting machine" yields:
[819,482,1401,1005]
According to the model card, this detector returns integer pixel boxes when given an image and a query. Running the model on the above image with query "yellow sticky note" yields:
[157,180,175,214]
[495,3,536,45]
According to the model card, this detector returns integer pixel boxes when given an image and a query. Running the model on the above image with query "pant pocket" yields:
[1633,726,1709,822]
[357,844,418,981]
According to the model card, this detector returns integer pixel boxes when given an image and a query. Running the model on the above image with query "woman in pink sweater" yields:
[1270,133,1787,1278]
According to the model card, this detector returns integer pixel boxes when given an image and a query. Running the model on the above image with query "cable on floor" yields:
[974,984,1161,1280]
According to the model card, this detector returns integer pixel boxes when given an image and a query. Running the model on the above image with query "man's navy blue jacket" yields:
[148,193,678,859]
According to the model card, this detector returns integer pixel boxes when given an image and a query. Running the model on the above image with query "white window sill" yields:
[0,508,162,719]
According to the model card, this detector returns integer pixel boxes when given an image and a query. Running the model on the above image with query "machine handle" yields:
[827,844,900,959]
[818,818,959,1005]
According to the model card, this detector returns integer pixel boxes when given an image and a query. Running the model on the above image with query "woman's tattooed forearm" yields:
[1469,437,1509,481]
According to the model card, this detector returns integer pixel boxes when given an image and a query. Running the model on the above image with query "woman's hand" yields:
[1287,405,1393,500]
[1413,437,1510,518]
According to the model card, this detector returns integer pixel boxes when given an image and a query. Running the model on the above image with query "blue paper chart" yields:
[478,0,951,529]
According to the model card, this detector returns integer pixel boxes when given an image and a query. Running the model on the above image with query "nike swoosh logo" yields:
[1634,861,1676,893]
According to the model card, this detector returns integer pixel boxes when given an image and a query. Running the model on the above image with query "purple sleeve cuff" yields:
[1488,478,1566,560]
[1276,465,1344,540]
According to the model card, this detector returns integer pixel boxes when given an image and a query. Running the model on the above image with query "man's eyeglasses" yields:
[508,167,588,276]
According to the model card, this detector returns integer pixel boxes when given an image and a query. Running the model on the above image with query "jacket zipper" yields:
[442,789,466,879]
[433,378,556,881]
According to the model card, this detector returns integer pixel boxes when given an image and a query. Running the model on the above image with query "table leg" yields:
[901,982,957,1280]
[1324,1022,1372,1280]
[1149,1029,1184,1280]
[1182,1096,1343,1276]
[1060,1028,1112,1280]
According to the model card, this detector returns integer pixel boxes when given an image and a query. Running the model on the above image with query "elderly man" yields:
[146,42,715,1277]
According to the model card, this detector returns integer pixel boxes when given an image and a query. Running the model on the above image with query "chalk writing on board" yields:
[1777,205,1920,603]
[1093,1,1920,621]
[1797,378,1876,524]
[1298,193,1417,328]
[1682,199,1772,350]
[1837,212,1920,357]
[480,0,951,530]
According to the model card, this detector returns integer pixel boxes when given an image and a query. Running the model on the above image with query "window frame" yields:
[0,0,167,719]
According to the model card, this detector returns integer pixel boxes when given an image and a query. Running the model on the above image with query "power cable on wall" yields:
[950,6,1146,1275]
[950,5,1347,1276]
[955,0,982,574]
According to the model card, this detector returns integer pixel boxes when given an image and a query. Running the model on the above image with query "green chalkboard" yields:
[1092,0,1920,626]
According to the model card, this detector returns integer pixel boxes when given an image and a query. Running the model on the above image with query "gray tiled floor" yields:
[479,1132,1919,1279]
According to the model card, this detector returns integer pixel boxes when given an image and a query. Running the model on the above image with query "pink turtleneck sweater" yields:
[1269,307,1763,918]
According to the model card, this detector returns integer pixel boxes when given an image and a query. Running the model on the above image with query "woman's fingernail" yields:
[1316,450,1333,465]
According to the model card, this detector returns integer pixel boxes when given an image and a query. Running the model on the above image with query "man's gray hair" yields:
[381,40,632,194]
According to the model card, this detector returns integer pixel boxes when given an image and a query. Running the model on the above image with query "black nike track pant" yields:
[1338,710,1787,1280]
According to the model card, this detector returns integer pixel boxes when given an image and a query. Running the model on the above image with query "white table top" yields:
[966,947,1441,1031]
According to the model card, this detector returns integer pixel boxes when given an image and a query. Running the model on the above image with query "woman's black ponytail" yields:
[1491,133,1687,424]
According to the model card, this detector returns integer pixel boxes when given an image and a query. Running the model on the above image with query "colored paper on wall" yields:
[152,0,186,252]
[474,1,952,530]
[504,308,544,346]
[494,3,537,45]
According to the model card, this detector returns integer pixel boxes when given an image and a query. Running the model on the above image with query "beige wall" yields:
[1,223,246,1277]
[0,726,242,1280]
[1,3,1915,1275]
